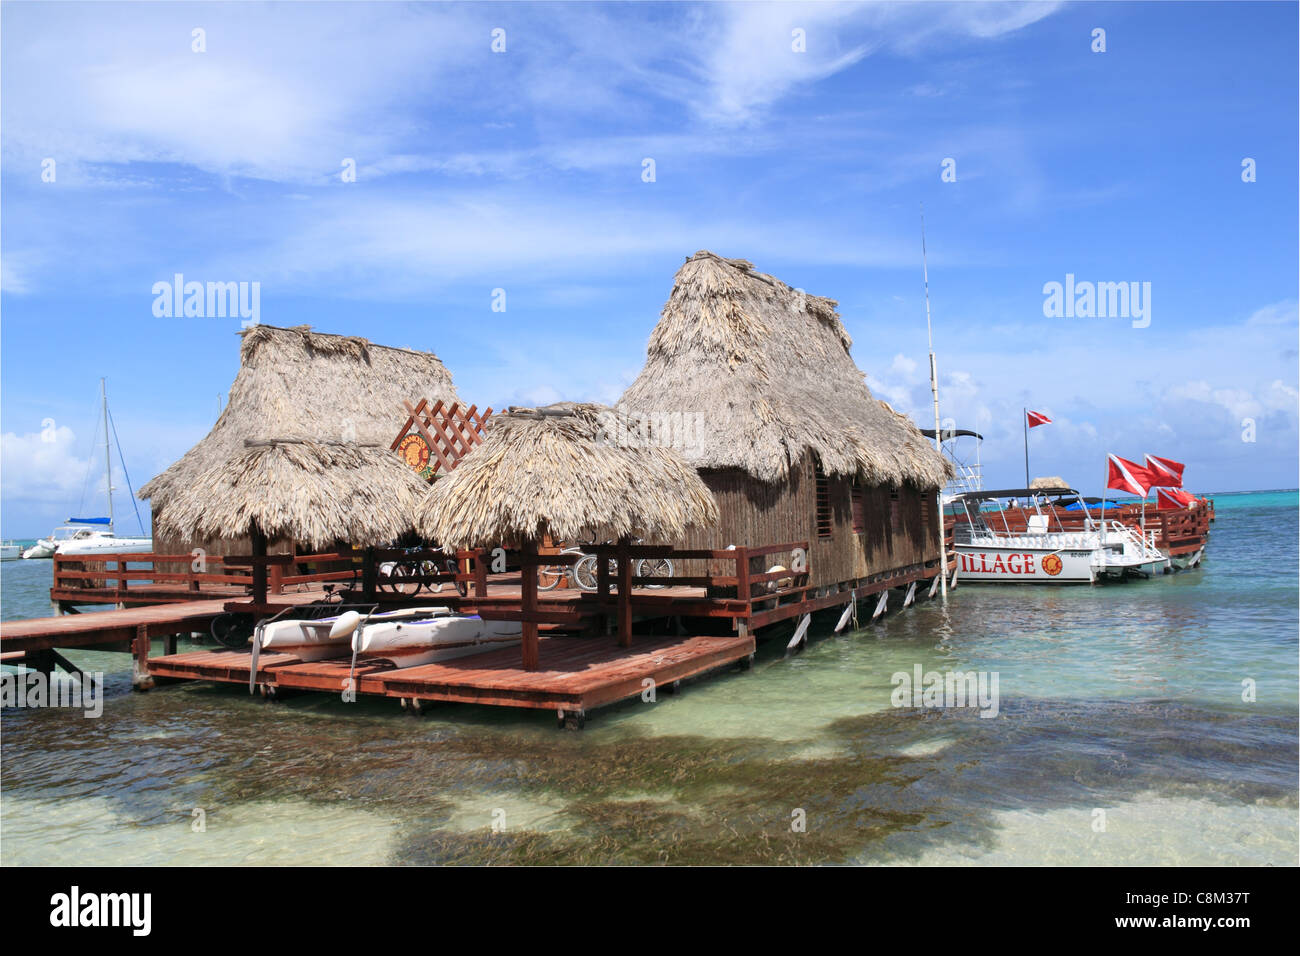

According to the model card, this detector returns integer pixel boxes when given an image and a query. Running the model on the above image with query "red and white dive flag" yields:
[1157,487,1197,510]
[1106,454,1155,497]
[1145,454,1185,487]
[1026,410,1052,428]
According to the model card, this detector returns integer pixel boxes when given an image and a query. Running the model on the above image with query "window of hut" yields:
[890,488,901,530]
[851,480,866,535]
[814,459,833,538]
[920,493,932,538]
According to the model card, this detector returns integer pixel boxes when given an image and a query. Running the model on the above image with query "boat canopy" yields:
[920,428,984,441]
[66,517,111,525]
[952,487,1075,501]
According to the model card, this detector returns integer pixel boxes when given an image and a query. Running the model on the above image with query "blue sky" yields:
[2,1,1296,537]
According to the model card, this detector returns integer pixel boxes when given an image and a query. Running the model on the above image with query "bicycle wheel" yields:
[637,557,674,588]
[384,561,422,596]
[537,564,565,591]
[573,554,600,591]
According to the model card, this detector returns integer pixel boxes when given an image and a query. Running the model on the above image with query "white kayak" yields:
[258,607,448,661]
[353,610,522,668]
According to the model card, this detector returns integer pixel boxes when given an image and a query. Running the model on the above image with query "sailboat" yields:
[29,379,152,558]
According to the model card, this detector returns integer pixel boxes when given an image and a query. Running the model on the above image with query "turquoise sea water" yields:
[1,491,1296,864]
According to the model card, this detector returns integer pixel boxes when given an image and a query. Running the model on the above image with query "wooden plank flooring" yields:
[0,590,328,654]
[146,634,756,715]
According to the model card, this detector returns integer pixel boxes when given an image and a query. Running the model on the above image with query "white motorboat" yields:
[951,488,1167,584]
[1,542,21,561]
[37,380,152,558]
[352,609,522,667]
[23,520,112,559]
[257,606,450,661]
[55,530,153,556]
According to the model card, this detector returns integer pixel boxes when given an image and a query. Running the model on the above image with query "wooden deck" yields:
[146,633,756,722]
[0,589,330,657]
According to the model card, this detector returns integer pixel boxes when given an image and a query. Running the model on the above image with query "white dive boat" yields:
[257,606,450,661]
[1,542,21,561]
[951,487,1168,584]
[352,609,522,668]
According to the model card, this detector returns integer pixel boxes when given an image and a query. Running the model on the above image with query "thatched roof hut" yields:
[141,324,459,550]
[417,402,718,550]
[1030,476,1069,490]
[617,251,949,488]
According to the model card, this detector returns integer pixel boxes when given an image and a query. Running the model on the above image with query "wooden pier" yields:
[3,542,945,725]
[147,633,756,727]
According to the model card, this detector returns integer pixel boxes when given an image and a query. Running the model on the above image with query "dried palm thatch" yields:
[617,251,951,488]
[140,324,458,547]
[417,403,719,550]
[153,439,430,550]
[1030,476,1069,490]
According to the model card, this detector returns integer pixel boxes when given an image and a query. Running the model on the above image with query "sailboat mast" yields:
[921,205,948,598]
[102,377,113,528]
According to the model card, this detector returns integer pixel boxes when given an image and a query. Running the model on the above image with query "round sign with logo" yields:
[397,432,435,481]
[1041,554,1063,576]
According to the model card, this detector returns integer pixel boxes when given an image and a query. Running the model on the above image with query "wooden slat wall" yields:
[672,452,939,589]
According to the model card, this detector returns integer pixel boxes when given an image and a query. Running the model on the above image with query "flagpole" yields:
[1023,407,1030,487]
[921,204,948,599]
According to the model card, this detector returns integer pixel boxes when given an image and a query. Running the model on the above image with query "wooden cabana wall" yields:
[669,452,941,589]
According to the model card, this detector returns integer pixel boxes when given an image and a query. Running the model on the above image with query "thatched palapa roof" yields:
[141,324,459,548]
[617,251,950,489]
[155,438,430,550]
[417,403,718,550]
[1031,476,1069,490]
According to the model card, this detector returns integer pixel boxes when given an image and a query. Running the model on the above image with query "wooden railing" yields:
[53,552,253,596]
[588,541,811,606]
[52,548,491,601]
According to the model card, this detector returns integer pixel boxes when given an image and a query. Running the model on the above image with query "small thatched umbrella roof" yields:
[417,403,719,550]
[154,439,430,550]
[617,251,950,488]
[140,324,459,549]
[1031,476,1069,490]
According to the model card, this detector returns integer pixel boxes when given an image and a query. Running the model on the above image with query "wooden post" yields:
[251,525,268,607]
[473,549,488,598]
[735,546,751,602]
[362,547,376,602]
[617,536,632,648]
[132,624,154,691]
[521,538,540,671]
[269,561,284,596]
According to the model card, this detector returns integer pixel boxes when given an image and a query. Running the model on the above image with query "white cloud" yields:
[0,425,90,506]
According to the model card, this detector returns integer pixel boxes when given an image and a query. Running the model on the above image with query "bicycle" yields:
[537,540,674,592]
[378,553,467,597]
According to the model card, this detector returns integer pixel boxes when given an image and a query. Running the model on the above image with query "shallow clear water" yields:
[2,492,1296,864]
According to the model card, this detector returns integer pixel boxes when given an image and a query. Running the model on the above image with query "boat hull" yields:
[258,607,449,660]
[955,544,1099,583]
[355,615,523,668]
[56,535,153,556]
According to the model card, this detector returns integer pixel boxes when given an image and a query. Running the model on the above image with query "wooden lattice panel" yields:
[391,399,492,480]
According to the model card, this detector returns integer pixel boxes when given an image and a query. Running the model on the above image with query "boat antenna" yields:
[921,204,948,599]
